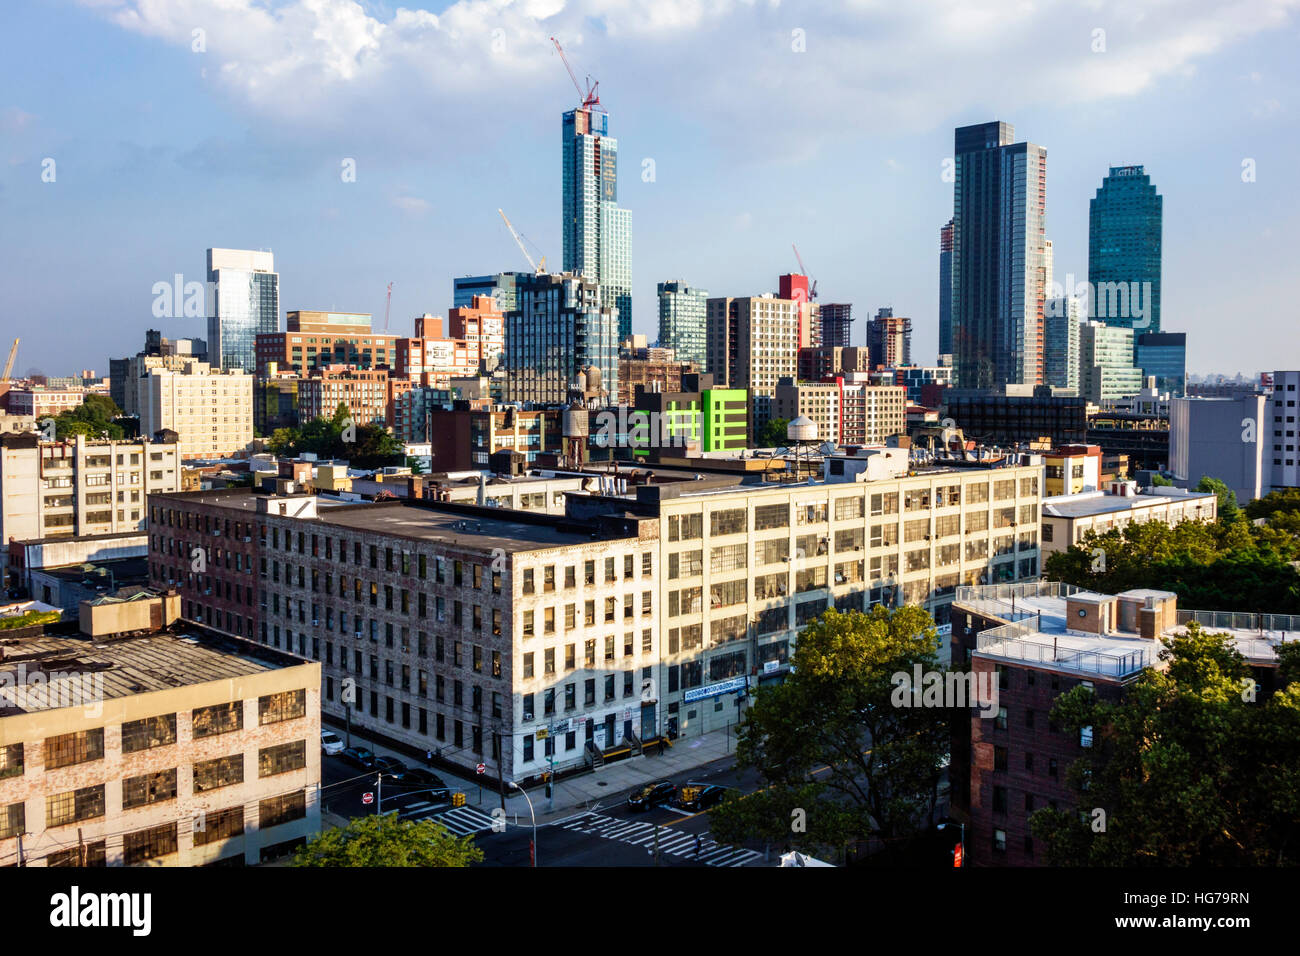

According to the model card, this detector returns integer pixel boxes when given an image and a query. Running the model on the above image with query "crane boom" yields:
[498,208,540,273]
[550,36,599,109]
[791,243,818,300]
[2,338,17,381]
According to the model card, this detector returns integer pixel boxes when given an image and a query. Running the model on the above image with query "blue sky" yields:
[2,0,1298,378]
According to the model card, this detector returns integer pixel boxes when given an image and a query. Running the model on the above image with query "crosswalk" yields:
[558,811,762,867]
[400,801,498,837]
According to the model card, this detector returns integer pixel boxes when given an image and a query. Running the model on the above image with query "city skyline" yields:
[3,1,1298,378]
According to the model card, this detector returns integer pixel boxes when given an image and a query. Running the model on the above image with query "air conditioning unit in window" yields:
[523,712,533,721]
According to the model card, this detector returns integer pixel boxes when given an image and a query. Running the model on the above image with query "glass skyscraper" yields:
[657,280,708,368]
[939,218,954,359]
[1136,331,1186,396]
[951,122,1050,389]
[1043,295,1082,390]
[503,273,619,407]
[562,104,632,340]
[453,273,521,313]
[1089,165,1162,332]
[207,248,279,373]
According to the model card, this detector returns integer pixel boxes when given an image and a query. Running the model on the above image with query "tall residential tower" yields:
[951,122,1049,389]
[206,248,279,374]
[1089,165,1162,332]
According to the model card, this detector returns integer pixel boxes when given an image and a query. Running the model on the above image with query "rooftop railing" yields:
[975,622,1155,678]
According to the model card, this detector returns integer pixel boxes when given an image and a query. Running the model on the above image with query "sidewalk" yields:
[333,726,742,826]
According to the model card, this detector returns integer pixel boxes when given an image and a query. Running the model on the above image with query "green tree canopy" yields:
[264,402,403,470]
[710,606,951,860]
[1196,475,1240,522]
[51,394,126,440]
[756,417,790,448]
[292,812,484,867]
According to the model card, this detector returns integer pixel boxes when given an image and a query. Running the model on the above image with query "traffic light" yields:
[451,791,466,807]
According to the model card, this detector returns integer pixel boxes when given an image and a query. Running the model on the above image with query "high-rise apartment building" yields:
[657,281,708,368]
[1268,370,1300,493]
[255,312,397,377]
[453,273,522,313]
[1080,321,1144,403]
[1089,165,1162,332]
[504,273,620,407]
[207,248,280,374]
[1043,296,1083,391]
[706,294,804,435]
[866,308,913,369]
[297,367,390,427]
[819,303,854,350]
[447,295,506,373]
[139,362,254,460]
[562,101,632,339]
[838,382,908,446]
[939,219,954,360]
[952,122,1049,389]
[774,378,841,445]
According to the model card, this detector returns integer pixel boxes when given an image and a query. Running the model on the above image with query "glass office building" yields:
[562,105,632,340]
[1136,331,1186,396]
[939,219,954,358]
[207,248,279,373]
[657,280,708,367]
[1089,165,1162,332]
[503,273,620,406]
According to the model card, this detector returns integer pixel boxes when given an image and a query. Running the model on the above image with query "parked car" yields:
[390,768,446,791]
[321,731,345,755]
[339,747,376,770]
[675,783,734,811]
[374,756,408,776]
[627,781,677,811]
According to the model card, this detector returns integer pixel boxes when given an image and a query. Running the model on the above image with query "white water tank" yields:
[787,415,818,443]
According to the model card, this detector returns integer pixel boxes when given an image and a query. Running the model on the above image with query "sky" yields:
[2,0,1298,379]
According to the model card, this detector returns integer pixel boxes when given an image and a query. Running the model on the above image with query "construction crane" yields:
[550,36,600,110]
[791,244,818,300]
[382,282,393,331]
[498,208,547,273]
[1,339,17,381]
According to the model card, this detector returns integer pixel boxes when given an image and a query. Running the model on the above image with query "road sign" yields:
[361,792,374,805]
[536,728,549,740]
[953,843,963,868]
[476,763,486,775]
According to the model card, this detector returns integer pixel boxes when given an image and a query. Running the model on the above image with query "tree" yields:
[710,606,951,860]
[1150,473,1173,487]
[1030,622,1300,865]
[292,812,484,867]
[52,394,125,440]
[756,417,790,448]
[1197,475,1240,522]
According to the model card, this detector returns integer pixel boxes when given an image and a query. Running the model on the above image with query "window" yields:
[44,729,104,769]
[0,743,21,780]
[123,822,178,865]
[0,802,26,840]
[46,785,105,827]
[260,740,308,777]
[992,829,1007,853]
[194,806,244,847]
[193,702,243,738]
[992,785,1007,814]
[993,745,1008,772]
[259,689,306,725]
[260,791,307,829]
[710,508,746,536]
[194,754,244,792]
[995,707,1008,730]
[754,503,789,530]
[122,769,177,809]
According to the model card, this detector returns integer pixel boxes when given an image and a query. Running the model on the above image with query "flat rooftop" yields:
[152,490,637,551]
[1043,490,1215,519]
[958,583,1289,679]
[0,625,305,717]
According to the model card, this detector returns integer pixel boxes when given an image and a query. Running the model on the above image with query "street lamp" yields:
[509,780,537,867]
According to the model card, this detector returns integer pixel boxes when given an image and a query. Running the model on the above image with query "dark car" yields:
[627,781,677,811]
[339,747,376,770]
[675,783,734,811]
[374,756,408,776]
[390,768,447,791]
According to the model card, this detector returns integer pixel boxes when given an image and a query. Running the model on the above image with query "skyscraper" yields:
[818,303,854,349]
[503,273,619,407]
[453,273,522,313]
[1135,331,1186,396]
[1043,295,1082,391]
[866,307,912,368]
[657,281,708,368]
[951,122,1049,389]
[1089,165,1162,332]
[206,248,279,374]
[562,99,632,340]
[1080,321,1144,402]
[939,219,954,360]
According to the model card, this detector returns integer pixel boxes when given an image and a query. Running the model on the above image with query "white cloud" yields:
[78,0,1300,160]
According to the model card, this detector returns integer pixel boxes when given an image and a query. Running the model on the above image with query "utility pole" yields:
[496,729,506,813]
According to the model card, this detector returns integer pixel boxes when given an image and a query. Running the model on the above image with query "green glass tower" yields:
[1088,165,1162,332]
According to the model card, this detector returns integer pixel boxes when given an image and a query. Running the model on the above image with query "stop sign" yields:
[361,792,374,805]
[476,763,486,775]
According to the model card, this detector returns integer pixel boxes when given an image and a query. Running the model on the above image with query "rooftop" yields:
[956,582,1293,680]
[0,624,304,716]
[1043,488,1217,519]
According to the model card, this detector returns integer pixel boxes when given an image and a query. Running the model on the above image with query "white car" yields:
[321,731,345,755]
